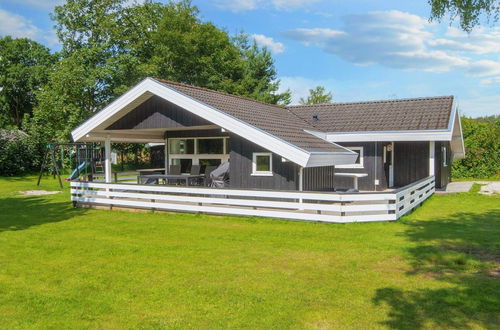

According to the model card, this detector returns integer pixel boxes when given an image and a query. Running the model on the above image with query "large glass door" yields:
[168,137,229,173]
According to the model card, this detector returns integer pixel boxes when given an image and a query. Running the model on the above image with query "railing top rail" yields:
[392,176,435,194]
[70,181,396,201]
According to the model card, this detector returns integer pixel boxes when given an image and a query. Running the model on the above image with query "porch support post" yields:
[164,138,168,171]
[298,166,304,208]
[429,141,435,177]
[104,136,112,183]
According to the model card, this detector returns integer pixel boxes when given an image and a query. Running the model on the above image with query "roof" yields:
[71,78,357,168]
[155,79,347,153]
[287,96,454,132]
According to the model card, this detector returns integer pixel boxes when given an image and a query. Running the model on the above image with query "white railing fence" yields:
[70,176,435,223]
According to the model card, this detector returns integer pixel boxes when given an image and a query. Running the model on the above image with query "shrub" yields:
[452,117,500,179]
[0,129,38,176]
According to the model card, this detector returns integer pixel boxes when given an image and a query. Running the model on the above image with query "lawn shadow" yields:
[0,195,86,232]
[373,210,500,329]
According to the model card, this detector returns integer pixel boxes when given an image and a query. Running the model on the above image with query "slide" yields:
[66,161,88,181]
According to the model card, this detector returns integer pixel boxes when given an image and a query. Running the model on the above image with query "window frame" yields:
[252,152,273,176]
[336,146,364,169]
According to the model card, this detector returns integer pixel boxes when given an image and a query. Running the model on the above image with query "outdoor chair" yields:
[166,164,181,185]
[203,166,217,187]
[188,165,203,186]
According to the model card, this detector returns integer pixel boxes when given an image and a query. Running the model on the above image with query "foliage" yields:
[0,176,499,328]
[26,0,289,144]
[0,129,37,175]
[452,116,500,179]
[428,0,500,32]
[0,37,55,128]
[299,85,333,105]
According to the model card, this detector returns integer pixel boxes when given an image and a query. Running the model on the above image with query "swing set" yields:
[37,142,105,188]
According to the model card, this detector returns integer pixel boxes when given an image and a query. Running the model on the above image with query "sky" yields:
[0,0,499,117]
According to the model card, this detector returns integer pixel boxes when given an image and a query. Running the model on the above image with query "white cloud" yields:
[467,60,500,77]
[480,76,500,85]
[215,0,260,11]
[251,34,285,54]
[0,9,58,46]
[214,0,319,12]
[283,10,500,75]
[458,95,500,117]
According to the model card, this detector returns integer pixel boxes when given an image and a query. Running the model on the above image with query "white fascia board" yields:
[71,79,153,142]
[325,130,452,142]
[450,108,465,159]
[72,78,313,167]
[306,152,359,167]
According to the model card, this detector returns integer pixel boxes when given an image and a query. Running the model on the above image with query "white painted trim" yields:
[429,141,435,176]
[71,176,435,223]
[252,152,273,176]
[389,142,394,187]
[337,146,364,168]
[324,130,452,142]
[104,137,112,183]
[71,78,357,168]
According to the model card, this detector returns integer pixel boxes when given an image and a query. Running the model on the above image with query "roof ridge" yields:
[286,95,454,109]
[153,78,286,111]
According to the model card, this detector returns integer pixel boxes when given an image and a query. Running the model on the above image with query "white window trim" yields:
[252,152,273,176]
[167,137,229,172]
[336,147,364,169]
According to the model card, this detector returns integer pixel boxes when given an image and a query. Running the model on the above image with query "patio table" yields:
[334,172,368,191]
[138,174,204,186]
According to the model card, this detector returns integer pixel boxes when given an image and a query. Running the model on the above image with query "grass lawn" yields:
[0,176,499,329]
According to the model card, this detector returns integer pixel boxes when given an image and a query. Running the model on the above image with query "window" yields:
[252,152,273,176]
[169,139,194,154]
[171,158,193,173]
[197,138,224,154]
[337,147,364,168]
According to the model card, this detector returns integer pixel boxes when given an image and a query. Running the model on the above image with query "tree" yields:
[452,117,500,178]
[233,34,291,105]
[429,0,499,32]
[0,37,54,128]
[299,86,333,105]
[29,0,290,143]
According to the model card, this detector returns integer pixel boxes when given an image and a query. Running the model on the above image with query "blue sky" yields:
[1,0,499,117]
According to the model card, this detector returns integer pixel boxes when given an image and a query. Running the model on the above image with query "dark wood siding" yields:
[335,142,388,191]
[107,95,211,130]
[303,166,336,191]
[394,142,429,187]
[434,141,451,188]
[228,134,299,190]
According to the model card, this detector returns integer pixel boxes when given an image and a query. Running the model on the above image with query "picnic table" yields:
[138,173,204,186]
[334,172,368,191]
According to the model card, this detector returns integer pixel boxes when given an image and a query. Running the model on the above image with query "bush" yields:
[0,129,38,176]
[452,117,500,179]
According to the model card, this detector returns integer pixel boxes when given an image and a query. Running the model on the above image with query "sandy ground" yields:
[20,190,61,196]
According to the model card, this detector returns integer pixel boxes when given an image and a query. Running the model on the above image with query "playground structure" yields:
[37,142,104,188]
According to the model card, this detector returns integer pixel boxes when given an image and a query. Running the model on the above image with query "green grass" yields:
[0,176,499,329]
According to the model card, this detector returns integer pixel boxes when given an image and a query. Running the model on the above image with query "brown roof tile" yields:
[287,96,453,132]
[155,79,347,153]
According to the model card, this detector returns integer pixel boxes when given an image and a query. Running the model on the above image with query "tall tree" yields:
[429,0,499,32]
[299,86,333,105]
[0,37,54,128]
[29,0,290,142]
[233,34,291,105]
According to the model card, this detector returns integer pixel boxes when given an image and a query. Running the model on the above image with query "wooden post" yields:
[105,137,112,183]
[298,167,304,209]
[429,141,435,177]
